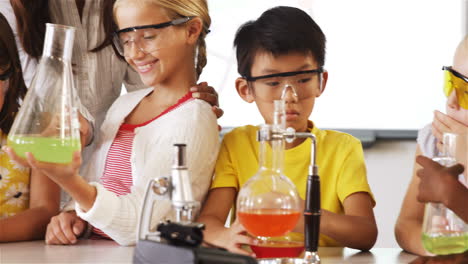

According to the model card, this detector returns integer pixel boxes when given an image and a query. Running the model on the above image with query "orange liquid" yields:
[238,209,300,237]
[251,241,304,258]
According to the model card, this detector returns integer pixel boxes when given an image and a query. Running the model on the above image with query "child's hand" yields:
[415,155,465,204]
[45,211,87,245]
[212,219,257,256]
[190,82,224,119]
[432,111,468,165]
[2,146,31,168]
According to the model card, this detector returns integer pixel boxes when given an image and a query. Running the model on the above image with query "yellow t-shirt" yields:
[0,132,30,219]
[211,122,375,246]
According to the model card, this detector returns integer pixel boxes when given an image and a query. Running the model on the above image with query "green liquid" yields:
[422,232,468,255]
[7,135,81,164]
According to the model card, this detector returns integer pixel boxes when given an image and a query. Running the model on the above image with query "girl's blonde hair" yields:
[114,0,211,77]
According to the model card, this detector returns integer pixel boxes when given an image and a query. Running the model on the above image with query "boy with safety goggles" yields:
[396,36,468,256]
[198,6,378,256]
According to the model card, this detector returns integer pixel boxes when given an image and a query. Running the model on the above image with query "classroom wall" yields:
[203,0,465,131]
[364,139,417,248]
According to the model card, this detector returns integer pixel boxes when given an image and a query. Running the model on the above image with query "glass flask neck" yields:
[258,133,284,174]
[441,132,457,158]
[258,100,286,174]
[43,23,76,61]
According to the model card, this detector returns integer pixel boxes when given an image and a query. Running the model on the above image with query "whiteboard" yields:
[201,0,466,130]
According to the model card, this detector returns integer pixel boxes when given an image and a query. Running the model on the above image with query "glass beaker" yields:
[237,101,301,238]
[421,133,468,255]
[7,24,81,164]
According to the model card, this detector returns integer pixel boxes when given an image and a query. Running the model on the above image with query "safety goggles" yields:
[113,17,193,57]
[244,68,324,101]
[443,66,468,109]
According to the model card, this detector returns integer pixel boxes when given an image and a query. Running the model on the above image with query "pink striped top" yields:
[91,91,193,239]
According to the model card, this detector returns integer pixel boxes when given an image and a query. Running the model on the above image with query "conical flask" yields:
[7,24,81,164]
[421,133,468,255]
[237,100,301,238]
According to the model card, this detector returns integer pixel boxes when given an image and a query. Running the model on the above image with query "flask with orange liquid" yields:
[237,100,301,238]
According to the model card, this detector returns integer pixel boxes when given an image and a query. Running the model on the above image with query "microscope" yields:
[133,143,257,264]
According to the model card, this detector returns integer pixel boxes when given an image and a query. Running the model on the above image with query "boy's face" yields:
[236,51,327,132]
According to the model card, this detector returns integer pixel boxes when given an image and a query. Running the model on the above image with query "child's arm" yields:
[0,169,60,242]
[299,137,377,251]
[8,150,166,246]
[198,187,256,256]
[3,151,98,213]
[293,192,377,251]
[4,102,220,246]
[320,192,377,250]
[395,146,429,256]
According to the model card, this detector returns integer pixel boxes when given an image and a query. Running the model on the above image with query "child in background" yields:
[395,36,468,256]
[5,0,219,246]
[0,12,61,242]
[198,6,377,256]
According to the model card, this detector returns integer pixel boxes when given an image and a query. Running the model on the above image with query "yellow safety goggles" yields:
[443,66,468,109]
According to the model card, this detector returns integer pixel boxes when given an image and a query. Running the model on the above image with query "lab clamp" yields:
[255,125,321,264]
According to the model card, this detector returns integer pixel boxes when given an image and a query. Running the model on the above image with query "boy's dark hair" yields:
[234,6,326,78]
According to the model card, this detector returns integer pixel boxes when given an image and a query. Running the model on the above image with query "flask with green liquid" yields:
[8,24,81,164]
[421,133,468,255]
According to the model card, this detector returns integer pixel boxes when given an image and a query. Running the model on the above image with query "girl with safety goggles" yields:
[4,0,219,246]
[396,36,468,256]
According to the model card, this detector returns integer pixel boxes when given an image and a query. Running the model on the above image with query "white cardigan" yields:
[75,88,219,246]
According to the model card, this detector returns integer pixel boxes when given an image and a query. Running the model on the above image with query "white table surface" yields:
[0,239,422,264]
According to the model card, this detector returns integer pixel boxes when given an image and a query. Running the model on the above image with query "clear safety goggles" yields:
[244,68,324,101]
[112,17,193,57]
